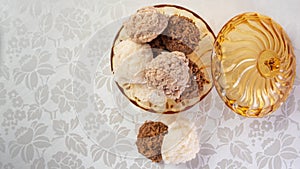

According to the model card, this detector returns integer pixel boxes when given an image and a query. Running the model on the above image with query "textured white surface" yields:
[113,39,152,84]
[162,119,200,165]
[0,0,300,169]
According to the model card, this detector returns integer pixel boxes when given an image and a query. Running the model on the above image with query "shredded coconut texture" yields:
[132,85,166,106]
[148,35,168,57]
[136,121,168,163]
[144,51,190,99]
[177,61,210,102]
[124,6,169,43]
[161,119,199,164]
[162,15,200,55]
[113,39,153,85]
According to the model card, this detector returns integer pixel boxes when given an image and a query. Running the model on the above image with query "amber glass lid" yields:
[212,12,296,117]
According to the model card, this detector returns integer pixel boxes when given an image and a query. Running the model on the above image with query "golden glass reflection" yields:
[212,13,296,117]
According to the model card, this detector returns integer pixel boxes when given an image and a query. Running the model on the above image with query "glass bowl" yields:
[212,12,296,117]
[73,14,215,161]
[111,4,215,114]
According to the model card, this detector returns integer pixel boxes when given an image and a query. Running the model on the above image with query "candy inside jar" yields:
[111,4,215,113]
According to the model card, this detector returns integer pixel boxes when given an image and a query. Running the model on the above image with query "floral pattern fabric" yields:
[1,0,300,169]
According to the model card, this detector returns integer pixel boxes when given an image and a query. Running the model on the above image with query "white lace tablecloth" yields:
[1,0,300,169]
